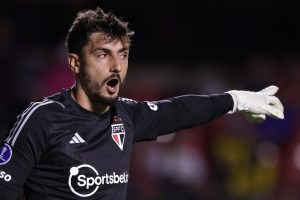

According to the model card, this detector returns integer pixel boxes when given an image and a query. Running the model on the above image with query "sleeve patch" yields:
[0,144,12,165]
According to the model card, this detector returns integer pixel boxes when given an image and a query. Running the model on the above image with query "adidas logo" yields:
[69,132,86,144]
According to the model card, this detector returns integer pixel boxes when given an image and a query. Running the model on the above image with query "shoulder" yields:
[30,92,66,115]
[116,97,159,112]
[29,99,65,116]
[4,96,66,146]
[114,97,139,117]
[117,97,138,105]
[15,92,66,124]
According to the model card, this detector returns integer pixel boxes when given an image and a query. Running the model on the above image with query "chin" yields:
[94,95,118,106]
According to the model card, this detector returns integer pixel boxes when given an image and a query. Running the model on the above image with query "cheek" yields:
[121,67,128,81]
[84,62,106,80]
[81,66,102,86]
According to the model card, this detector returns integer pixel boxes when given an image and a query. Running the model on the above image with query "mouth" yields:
[105,77,120,94]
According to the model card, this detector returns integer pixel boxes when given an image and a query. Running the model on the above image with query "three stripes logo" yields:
[70,133,86,144]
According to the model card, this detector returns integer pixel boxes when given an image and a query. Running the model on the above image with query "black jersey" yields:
[0,89,233,200]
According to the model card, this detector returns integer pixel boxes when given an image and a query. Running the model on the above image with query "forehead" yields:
[86,32,128,51]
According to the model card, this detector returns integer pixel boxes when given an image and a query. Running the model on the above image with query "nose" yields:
[110,56,122,73]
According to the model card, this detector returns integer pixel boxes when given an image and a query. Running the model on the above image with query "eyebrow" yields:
[91,47,129,54]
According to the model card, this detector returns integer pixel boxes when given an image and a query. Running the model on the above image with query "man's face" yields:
[78,32,129,105]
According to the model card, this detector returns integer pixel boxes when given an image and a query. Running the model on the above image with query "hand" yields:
[226,85,284,123]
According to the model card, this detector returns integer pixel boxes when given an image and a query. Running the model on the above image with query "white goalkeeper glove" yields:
[226,85,284,123]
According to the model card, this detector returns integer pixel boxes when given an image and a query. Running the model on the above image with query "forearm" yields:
[154,93,233,135]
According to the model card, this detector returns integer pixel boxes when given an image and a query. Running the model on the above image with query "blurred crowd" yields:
[0,1,300,200]
[124,55,300,200]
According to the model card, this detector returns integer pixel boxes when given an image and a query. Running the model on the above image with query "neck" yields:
[70,85,110,115]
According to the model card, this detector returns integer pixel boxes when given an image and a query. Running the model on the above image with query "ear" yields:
[68,53,80,74]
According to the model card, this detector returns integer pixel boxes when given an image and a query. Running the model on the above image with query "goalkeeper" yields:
[0,7,283,200]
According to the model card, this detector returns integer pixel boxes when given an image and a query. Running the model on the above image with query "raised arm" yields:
[132,85,284,142]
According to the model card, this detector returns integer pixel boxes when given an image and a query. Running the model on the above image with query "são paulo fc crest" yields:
[111,123,126,151]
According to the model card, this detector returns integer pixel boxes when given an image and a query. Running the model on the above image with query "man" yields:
[0,7,284,200]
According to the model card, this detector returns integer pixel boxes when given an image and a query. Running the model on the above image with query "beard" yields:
[80,68,123,106]
[90,89,119,106]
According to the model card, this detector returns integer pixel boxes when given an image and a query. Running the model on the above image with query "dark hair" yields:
[66,7,134,54]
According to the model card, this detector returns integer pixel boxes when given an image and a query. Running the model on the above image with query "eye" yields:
[120,52,129,59]
[96,53,108,59]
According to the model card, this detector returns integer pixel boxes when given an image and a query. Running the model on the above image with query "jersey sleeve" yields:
[131,94,233,142]
[0,102,51,199]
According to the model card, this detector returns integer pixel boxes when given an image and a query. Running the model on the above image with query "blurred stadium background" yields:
[0,1,300,199]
